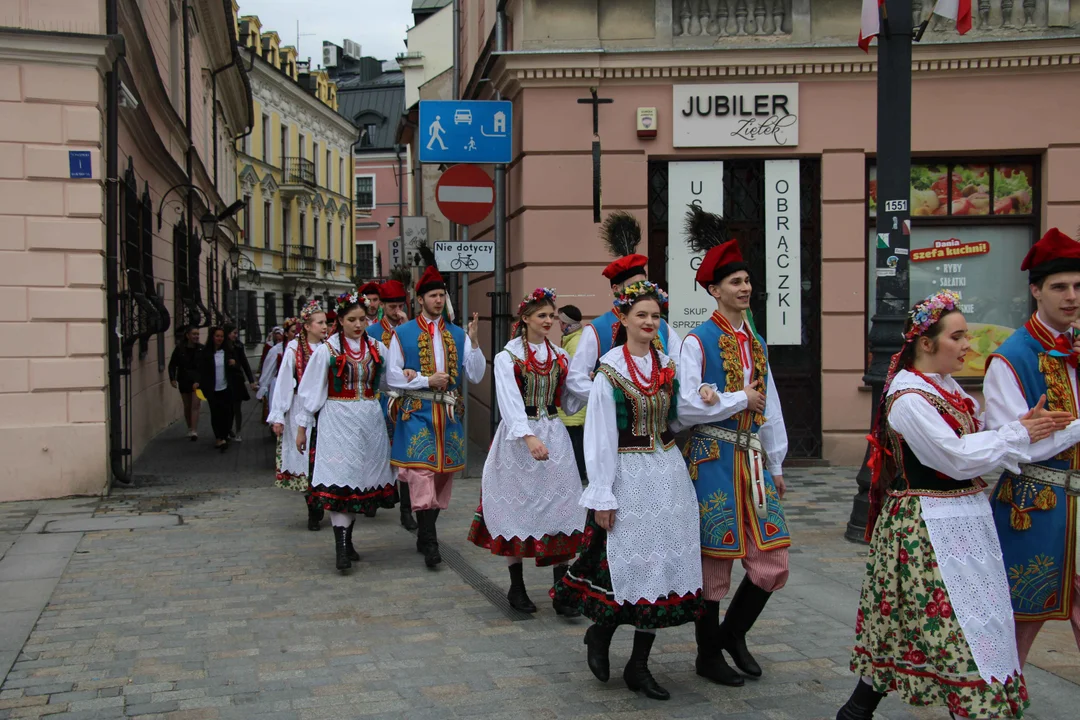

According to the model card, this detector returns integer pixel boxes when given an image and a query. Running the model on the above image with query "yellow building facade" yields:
[234,15,357,342]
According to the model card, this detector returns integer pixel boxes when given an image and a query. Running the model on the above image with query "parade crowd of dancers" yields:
[250,207,1080,719]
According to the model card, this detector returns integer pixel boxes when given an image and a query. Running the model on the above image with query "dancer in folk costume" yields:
[554,281,703,702]
[367,279,418,531]
[467,288,587,616]
[677,206,789,687]
[257,325,284,423]
[839,291,1069,720]
[294,292,396,572]
[386,266,485,569]
[566,212,682,405]
[268,301,328,531]
[984,228,1080,667]
[361,281,383,322]
[257,319,298,425]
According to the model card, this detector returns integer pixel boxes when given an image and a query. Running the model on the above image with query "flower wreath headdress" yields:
[613,280,669,313]
[300,300,323,322]
[334,289,362,314]
[517,287,557,316]
[904,290,961,342]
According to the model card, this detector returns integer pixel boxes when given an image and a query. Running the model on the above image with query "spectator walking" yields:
[168,325,203,441]
[193,326,236,451]
[224,324,257,442]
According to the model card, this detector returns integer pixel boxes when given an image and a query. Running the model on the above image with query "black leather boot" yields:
[363,506,377,518]
[333,526,351,571]
[306,501,322,531]
[506,563,537,613]
[583,623,616,682]
[622,631,669,700]
[695,600,743,687]
[551,565,580,618]
[719,577,772,677]
[836,680,885,720]
[398,481,418,531]
[425,510,442,568]
[344,521,360,561]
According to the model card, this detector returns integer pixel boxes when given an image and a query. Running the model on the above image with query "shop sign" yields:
[673,83,799,148]
[667,161,724,332]
[867,226,1032,378]
[764,160,802,345]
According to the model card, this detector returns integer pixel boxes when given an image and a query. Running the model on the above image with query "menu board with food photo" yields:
[868,162,1034,219]
[867,226,1035,378]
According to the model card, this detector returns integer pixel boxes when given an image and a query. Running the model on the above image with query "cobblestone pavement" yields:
[1,405,1078,719]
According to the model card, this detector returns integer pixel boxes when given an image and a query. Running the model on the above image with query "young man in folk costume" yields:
[360,281,383,322]
[367,279,418,531]
[678,205,790,688]
[566,212,682,404]
[386,266,486,568]
[984,227,1080,666]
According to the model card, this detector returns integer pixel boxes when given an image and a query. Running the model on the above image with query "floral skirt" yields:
[850,494,1029,718]
[467,502,582,566]
[309,483,396,514]
[274,423,317,493]
[551,513,704,630]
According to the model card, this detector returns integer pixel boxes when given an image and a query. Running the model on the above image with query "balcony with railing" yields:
[281,157,316,188]
[284,244,317,276]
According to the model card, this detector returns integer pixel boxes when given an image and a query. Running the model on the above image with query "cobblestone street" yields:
[1,407,1078,719]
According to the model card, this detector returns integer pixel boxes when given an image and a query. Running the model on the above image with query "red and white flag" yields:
[858,0,971,53]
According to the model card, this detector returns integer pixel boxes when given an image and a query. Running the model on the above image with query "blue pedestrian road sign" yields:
[419,100,512,165]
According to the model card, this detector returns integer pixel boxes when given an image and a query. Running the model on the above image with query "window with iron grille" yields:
[264,291,277,329]
[355,176,374,210]
[356,242,375,278]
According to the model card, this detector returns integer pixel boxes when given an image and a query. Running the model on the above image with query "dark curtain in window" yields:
[264,291,278,330]
[245,290,261,344]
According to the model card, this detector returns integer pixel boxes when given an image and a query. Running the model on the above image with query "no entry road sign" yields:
[435,165,495,226]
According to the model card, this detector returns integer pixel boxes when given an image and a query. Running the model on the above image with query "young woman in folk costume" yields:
[565,212,683,406]
[257,325,284,423]
[267,301,328,531]
[839,290,1071,720]
[367,279,418,531]
[554,281,703,702]
[678,205,790,688]
[294,292,398,572]
[467,288,588,616]
[257,319,298,428]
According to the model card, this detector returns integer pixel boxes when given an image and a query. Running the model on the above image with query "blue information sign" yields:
[418,100,512,165]
[68,150,92,179]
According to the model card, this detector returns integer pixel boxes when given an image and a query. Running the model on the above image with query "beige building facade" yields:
[456,0,1080,463]
[0,0,251,501]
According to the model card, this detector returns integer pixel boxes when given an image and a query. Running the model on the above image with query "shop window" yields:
[866,158,1039,380]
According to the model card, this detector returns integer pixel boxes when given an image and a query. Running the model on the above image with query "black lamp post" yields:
[845,0,915,543]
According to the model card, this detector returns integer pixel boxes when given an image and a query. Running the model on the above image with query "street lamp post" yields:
[845,0,914,543]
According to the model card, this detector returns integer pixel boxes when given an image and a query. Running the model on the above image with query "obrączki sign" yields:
[673,83,799,148]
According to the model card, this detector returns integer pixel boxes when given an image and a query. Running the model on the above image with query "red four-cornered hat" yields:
[359,282,382,297]
[695,239,747,289]
[1021,228,1080,274]
[601,254,649,285]
[379,280,407,303]
[416,266,446,296]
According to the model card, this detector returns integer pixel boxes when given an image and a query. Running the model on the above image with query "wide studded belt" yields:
[694,424,770,519]
[1017,464,1080,496]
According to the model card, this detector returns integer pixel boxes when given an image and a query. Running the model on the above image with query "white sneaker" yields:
[233,435,243,442]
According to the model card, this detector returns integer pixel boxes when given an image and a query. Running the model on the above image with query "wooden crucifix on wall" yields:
[577,87,613,223]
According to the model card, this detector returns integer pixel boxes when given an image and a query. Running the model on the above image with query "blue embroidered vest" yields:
[988,323,1078,620]
[389,317,468,473]
[682,313,790,558]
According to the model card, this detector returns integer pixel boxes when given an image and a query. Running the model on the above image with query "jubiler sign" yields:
[673,83,799,148]
[764,160,802,345]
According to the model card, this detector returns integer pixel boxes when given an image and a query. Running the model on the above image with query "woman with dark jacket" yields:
[168,325,203,441]
[192,326,237,451]
[225,324,257,441]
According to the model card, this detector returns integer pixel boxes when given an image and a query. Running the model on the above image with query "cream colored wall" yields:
[404,3,454,108]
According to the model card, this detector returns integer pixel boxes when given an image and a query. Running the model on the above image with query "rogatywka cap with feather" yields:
[684,205,747,289]
[415,242,446,296]
[599,211,649,285]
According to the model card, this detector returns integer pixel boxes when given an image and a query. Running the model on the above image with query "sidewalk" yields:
[0,403,1076,719]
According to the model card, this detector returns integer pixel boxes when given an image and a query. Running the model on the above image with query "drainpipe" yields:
[212,44,257,188]
[105,0,130,486]
[491,0,509,434]
[396,143,404,252]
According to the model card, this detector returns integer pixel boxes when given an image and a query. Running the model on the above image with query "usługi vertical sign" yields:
[666,161,724,333]
[764,160,801,345]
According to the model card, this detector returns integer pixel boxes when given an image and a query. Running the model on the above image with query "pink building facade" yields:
[456,2,1080,464]
[0,0,251,501]
[353,153,407,279]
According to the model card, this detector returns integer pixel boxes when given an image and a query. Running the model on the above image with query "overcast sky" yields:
[237,0,413,66]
